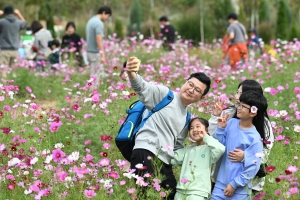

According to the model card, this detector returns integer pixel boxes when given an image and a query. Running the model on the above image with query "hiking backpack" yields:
[115,89,191,161]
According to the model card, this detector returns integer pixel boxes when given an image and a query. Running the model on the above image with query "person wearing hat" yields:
[0,5,27,78]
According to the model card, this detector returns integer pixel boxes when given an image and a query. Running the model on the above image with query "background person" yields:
[0,6,27,78]
[86,6,112,90]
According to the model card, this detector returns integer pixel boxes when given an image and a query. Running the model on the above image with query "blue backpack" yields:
[115,90,191,161]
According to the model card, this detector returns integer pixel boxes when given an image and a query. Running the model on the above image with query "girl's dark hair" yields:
[188,117,209,131]
[31,21,43,34]
[66,22,76,31]
[233,80,271,141]
[239,91,268,147]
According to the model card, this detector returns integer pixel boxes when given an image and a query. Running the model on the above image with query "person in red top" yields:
[225,13,248,70]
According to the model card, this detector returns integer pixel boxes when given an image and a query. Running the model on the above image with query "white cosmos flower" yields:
[122,91,130,96]
[54,143,65,149]
[24,189,32,194]
[294,125,300,133]
[68,151,79,161]
[45,155,53,164]
[30,157,38,165]
[8,157,21,166]
[279,110,288,117]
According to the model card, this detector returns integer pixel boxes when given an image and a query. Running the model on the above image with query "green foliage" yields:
[173,0,197,7]
[115,18,124,38]
[238,2,247,25]
[276,0,289,40]
[175,13,216,43]
[128,0,142,36]
[211,0,236,39]
[258,22,274,43]
[289,23,299,41]
[258,0,271,22]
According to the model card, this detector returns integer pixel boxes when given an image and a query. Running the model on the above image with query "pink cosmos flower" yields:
[84,190,96,199]
[29,180,42,192]
[0,96,4,101]
[52,149,66,163]
[108,171,119,179]
[83,154,93,162]
[84,140,91,145]
[74,166,89,178]
[34,127,41,133]
[270,88,277,96]
[275,135,285,141]
[127,188,136,194]
[7,183,15,190]
[274,190,281,195]
[287,165,299,173]
[4,105,11,111]
[120,180,126,185]
[289,187,299,194]
[294,87,300,93]
[160,192,166,198]
[58,171,68,181]
[91,94,99,104]
[99,158,110,167]
[103,143,111,149]
[277,85,284,92]
[0,143,5,152]
[26,86,32,93]
[6,175,15,180]
[84,114,94,119]
[49,121,63,133]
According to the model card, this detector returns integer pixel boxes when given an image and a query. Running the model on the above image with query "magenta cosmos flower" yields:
[52,149,66,163]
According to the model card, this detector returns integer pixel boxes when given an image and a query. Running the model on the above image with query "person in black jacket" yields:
[61,22,84,67]
[159,16,176,50]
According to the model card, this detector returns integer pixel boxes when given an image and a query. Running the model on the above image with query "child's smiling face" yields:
[189,119,208,143]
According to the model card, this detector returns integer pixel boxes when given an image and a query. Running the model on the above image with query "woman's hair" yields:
[31,21,43,34]
[188,117,209,132]
[65,22,76,31]
[238,80,263,94]
[233,80,271,141]
[239,91,268,147]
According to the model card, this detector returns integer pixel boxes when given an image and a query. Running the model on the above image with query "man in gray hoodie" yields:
[126,57,211,199]
[0,6,27,77]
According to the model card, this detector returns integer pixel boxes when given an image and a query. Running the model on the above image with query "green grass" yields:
[0,46,299,199]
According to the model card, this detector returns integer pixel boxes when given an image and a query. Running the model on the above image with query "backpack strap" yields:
[133,90,174,135]
[185,111,191,127]
[151,90,174,112]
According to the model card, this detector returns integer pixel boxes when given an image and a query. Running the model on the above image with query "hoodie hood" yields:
[5,15,16,23]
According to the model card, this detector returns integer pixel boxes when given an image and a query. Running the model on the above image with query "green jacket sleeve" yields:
[170,147,187,166]
[203,134,225,164]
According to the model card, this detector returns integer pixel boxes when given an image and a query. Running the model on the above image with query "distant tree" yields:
[127,0,142,36]
[276,0,289,40]
[258,0,271,22]
[115,18,124,39]
[212,0,235,39]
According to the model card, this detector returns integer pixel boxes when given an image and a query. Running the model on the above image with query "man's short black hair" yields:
[98,6,112,15]
[187,72,211,96]
[159,16,169,22]
[227,13,238,20]
[4,5,14,15]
